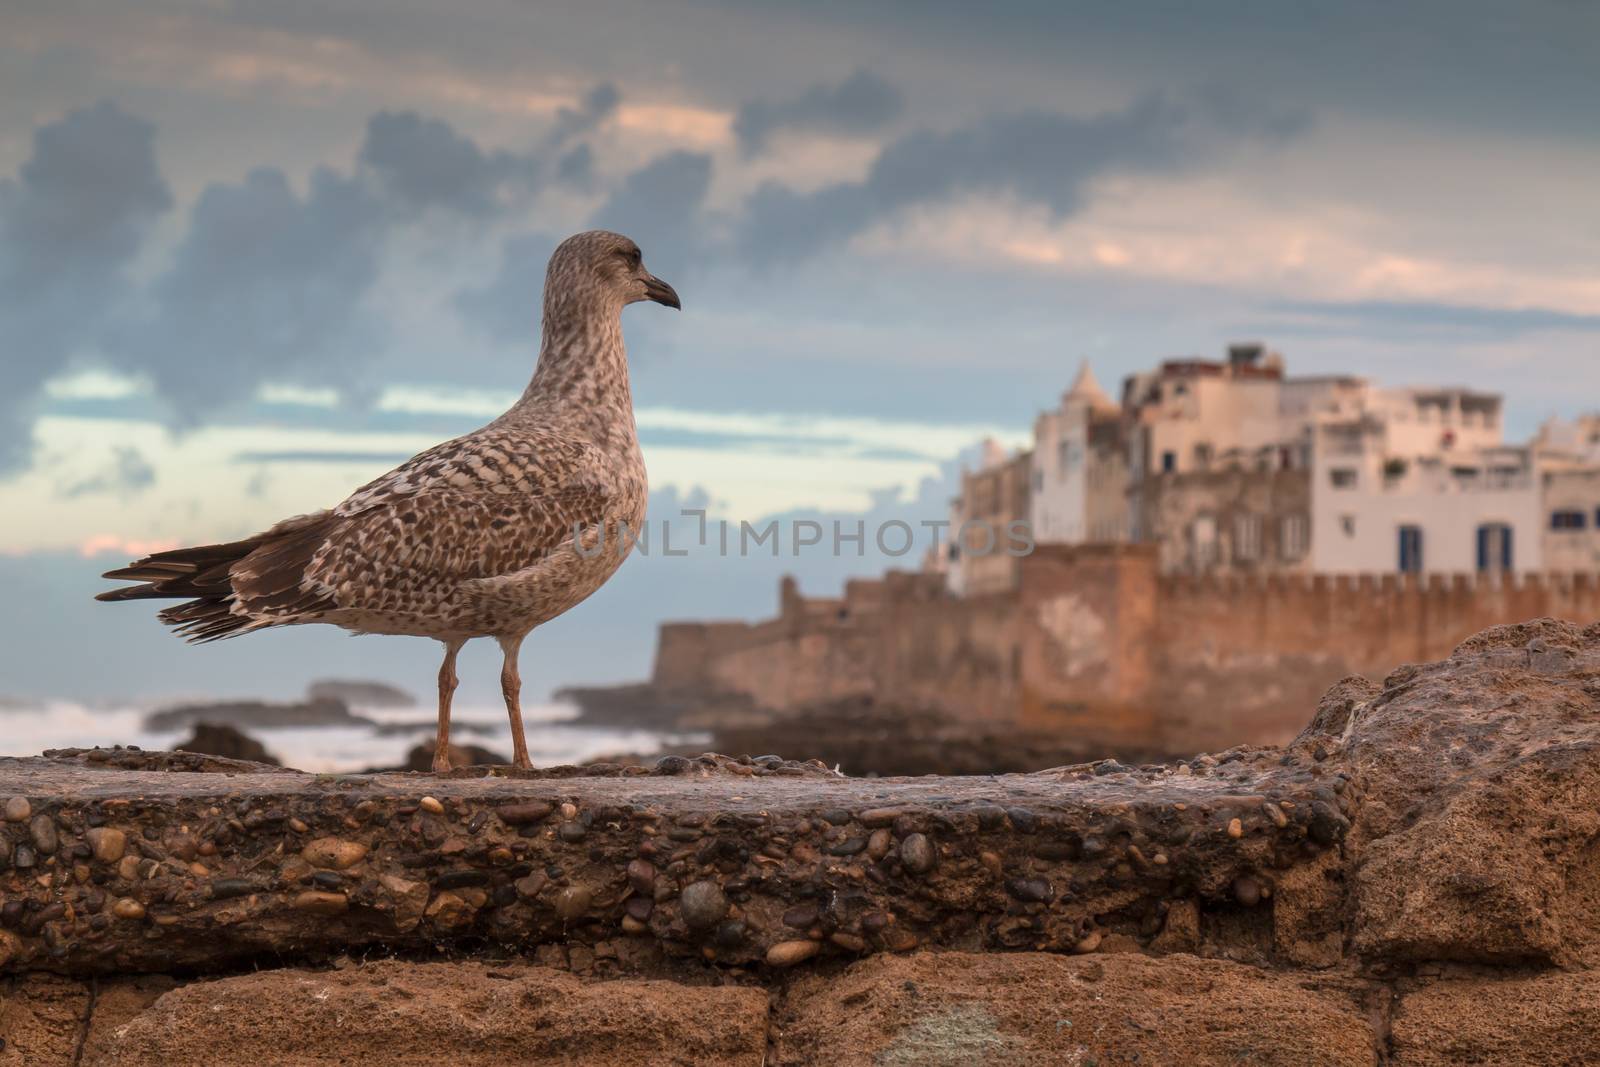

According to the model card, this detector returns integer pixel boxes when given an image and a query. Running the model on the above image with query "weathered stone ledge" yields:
[1,739,1352,975]
[4,618,1600,1065]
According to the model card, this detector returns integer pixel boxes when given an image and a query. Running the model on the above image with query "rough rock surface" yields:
[1388,970,1600,1067]
[3,618,1600,1064]
[81,960,767,1067]
[773,951,1374,1066]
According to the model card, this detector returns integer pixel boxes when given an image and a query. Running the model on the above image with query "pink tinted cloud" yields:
[77,534,180,559]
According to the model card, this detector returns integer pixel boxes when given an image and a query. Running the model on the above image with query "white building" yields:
[1029,363,1126,544]
[936,344,1600,591]
[1304,387,1545,575]
[1534,414,1600,572]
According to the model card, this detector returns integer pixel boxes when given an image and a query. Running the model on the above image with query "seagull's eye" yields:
[623,248,642,268]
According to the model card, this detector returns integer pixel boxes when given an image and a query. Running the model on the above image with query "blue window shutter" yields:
[1477,525,1489,571]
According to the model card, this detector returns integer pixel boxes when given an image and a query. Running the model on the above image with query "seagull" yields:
[97,230,679,771]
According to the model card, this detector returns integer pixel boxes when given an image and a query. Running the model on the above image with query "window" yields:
[1194,443,1213,470]
[1551,510,1586,531]
[1340,514,1357,537]
[1281,515,1309,559]
[1233,514,1261,561]
[1398,525,1423,574]
[1161,450,1176,473]
[1476,523,1513,573]
[1330,468,1358,489]
[1190,515,1217,568]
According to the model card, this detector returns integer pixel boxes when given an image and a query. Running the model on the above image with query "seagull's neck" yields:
[508,302,637,451]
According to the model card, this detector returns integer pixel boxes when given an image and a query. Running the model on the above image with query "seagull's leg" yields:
[433,638,466,773]
[498,632,532,769]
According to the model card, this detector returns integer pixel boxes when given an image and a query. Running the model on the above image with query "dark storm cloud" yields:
[589,150,714,267]
[733,68,905,156]
[0,101,171,473]
[737,92,1308,263]
[0,87,632,450]
[556,143,596,186]
[549,82,622,145]
[126,164,390,419]
[460,149,712,342]
[454,232,559,343]
[358,110,525,215]
[356,83,620,213]
[58,445,156,499]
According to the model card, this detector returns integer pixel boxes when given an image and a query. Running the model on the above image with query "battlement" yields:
[647,550,1600,754]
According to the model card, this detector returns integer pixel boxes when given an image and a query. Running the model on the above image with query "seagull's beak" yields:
[642,273,681,310]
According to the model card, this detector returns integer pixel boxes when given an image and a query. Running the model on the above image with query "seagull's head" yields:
[548,230,681,314]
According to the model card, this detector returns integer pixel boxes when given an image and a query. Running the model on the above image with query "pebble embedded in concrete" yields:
[679,880,728,931]
[899,833,935,874]
[767,939,821,967]
[85,827,127,864]
[302,837,368,870]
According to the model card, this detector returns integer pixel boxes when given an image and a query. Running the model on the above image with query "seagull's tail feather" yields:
[96,511,338,643]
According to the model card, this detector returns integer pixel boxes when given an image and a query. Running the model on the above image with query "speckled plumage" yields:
[98,230,678,769]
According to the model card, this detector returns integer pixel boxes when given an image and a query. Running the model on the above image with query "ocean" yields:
[0,698,694,772]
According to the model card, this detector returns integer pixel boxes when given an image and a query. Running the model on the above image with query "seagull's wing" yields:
[106,426,617,641]
[263,427,616,618]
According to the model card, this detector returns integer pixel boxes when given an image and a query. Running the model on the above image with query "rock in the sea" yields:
[175,723,281,766]
[381,741,510,773]
[146,697,370,732]
[306,679,417,708]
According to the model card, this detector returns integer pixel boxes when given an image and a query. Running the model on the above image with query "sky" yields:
[1,0,1597,706]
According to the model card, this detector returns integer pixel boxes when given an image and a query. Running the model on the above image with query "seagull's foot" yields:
[512,754,533,771]
[431,754,454,774]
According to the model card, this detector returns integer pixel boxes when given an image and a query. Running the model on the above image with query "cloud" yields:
[549,82,621,145]
[231,449,417,464]
[555,143,596,186]
[1264,299,1600,341]
[358,110,526,215]
[356,82,620,215]
[454,232,558,343]
[460,148,712,341]
[58,446,156,499]
[588,149,714,268]
[125,164,390,418]
[737,92,1308,264]
[734,68,905,156]
[0,102,172,474]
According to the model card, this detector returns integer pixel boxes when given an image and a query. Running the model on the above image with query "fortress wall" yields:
[647,554,1600,754]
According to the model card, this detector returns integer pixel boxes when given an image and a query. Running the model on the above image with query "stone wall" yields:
[648,549,1600,755]
[7,620,1600,1064]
